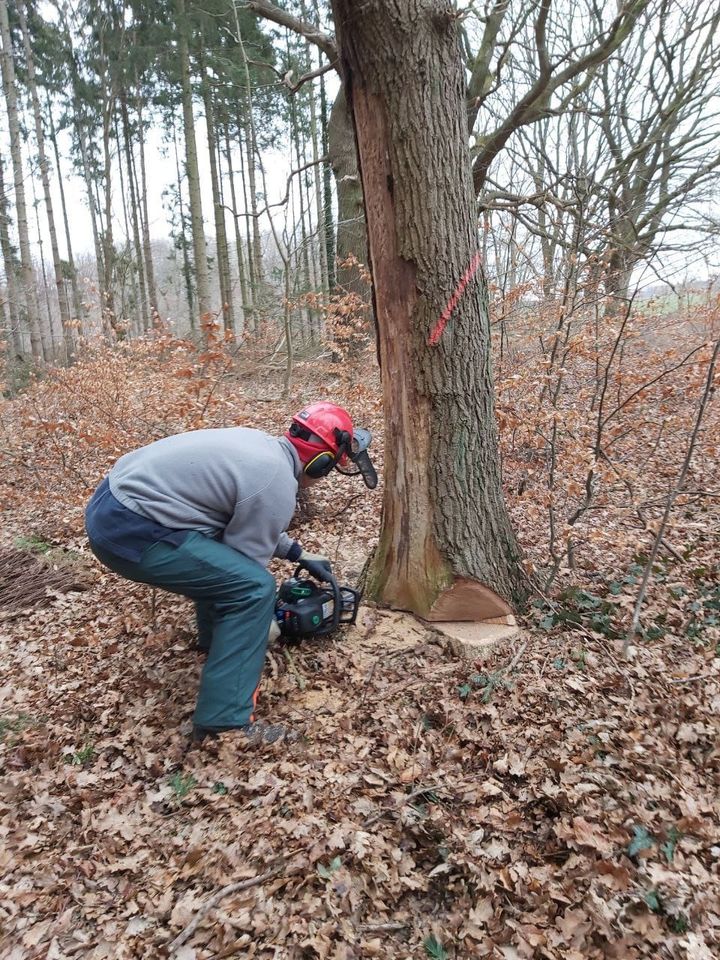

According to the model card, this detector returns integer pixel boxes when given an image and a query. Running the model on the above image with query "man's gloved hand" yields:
[298,549,334,583]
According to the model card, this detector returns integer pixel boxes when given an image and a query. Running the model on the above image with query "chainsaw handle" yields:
[292,566,341,633]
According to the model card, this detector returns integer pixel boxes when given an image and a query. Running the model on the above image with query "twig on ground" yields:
[324,493,363,520]
[168,866,285,953]
[668,670,719,684]
[283,648,307,691]
[500,637,529,675]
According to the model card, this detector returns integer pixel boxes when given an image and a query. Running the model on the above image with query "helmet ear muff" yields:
[303,450,336,479]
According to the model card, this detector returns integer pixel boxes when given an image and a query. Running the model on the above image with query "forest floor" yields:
[0,326,718,959]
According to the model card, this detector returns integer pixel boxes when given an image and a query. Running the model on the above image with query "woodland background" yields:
[0,0,719,958]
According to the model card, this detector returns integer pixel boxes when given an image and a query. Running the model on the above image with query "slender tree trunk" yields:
[288,69,314,342]
[135,87,158,324]
[230,0,267,318]
[237,121,257,322]
[242,115,265,304]
[223,119,251,332]
[308,44,329,298]
[64,22,109,339]
[30,169,56,348]
[0,0,45,360]
[170,108,195,328]
[331,0,528,617]
[200,55,234,333]
[76,120,108,338]
[319,73,336,292]
[176,0,211,327]
[0,151,24,358]
[119,92,146,334]
[100,84,116,333]
[18,0,74,361]
[46,95,83,338]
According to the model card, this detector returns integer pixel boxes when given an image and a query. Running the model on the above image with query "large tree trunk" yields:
[331,0,528,618]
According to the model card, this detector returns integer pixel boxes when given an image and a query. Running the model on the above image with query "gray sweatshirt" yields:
[108,427,301,567]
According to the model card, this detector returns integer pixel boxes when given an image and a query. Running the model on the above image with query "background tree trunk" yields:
[0,151,23,358]
[327,86,370,308]
[18,0,73,361]
[330,0,528,617]
[0,0,45,360]
[177,0,211,326]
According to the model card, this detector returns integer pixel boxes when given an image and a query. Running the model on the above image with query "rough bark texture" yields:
[327,86,370,305]
[331,0,528,616]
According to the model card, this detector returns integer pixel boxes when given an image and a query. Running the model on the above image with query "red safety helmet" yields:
[286,401,378,488]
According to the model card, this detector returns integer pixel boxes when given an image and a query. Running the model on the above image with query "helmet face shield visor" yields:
[336,426,378,488]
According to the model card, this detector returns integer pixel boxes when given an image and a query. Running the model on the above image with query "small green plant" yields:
[627,825,654,858]
[661,826,682,864]
[212,781,228,795]
[644,889,662,914]
[70,743,95,766]
[169,772,197,799]
[317,856,342,879]
[668,913,689,934]
[14,534,53,554]
[423,934,449,959]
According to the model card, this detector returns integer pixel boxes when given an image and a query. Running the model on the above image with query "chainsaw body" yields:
[275,568,360,644]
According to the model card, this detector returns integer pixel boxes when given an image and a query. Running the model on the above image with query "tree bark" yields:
[170,108,195,328]
[0,0,45,360]
[330,0,528,617]
[223,119,252,332]
[327,86,370,307]
[135,88,158,325]
[176,0,211,327]
[0,150,24,358]
[46,94,83,337]
[200,56,234,333]
[119,90,148,333]
[18,0,74,361]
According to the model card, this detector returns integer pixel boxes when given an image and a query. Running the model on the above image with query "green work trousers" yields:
[89,532,276,729]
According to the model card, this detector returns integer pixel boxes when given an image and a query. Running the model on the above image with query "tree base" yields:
[427,618,522,661]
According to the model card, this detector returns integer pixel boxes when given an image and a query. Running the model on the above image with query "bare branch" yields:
[241,0,337,63]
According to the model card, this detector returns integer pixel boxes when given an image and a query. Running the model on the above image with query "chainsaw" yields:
[274,567,361,644]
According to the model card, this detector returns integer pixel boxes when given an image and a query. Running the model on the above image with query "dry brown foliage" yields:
[0,303,718,958]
